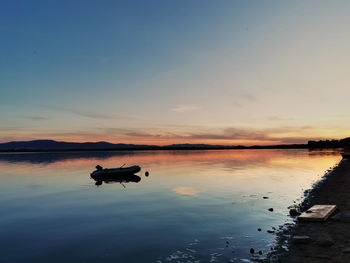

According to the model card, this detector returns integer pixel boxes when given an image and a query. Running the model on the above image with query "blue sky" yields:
[1,1,350,144]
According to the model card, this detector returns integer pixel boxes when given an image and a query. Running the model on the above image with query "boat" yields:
[90,165,141,177]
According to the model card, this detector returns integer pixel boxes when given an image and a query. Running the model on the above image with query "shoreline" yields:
[268,157,350,262]
[0,145,310,153]
[0,146,342,153]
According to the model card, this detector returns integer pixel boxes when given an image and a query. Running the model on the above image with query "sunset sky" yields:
[1,0,350,145]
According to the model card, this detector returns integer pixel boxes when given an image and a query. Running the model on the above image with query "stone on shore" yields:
[291,235,311,244]
[277,159,350,262]
[289,208,301,216]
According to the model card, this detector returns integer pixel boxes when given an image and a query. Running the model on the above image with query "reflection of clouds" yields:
[0,149,341,176]
[173,186,202,196]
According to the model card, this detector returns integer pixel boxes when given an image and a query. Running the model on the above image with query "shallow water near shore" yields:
[0,149,341,263]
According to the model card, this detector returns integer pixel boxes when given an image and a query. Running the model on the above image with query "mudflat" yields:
[282,158,350,263]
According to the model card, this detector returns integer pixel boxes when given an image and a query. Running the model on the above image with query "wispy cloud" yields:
[173,104,200,113]
[40,105,137,120]
[0,123,339,145]
[186,126,316,143]
[97,125,319,144]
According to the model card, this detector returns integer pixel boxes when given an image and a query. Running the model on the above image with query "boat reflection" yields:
[91,173,141,186]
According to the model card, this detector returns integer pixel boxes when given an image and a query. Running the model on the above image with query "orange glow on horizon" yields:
[1,126,349,146]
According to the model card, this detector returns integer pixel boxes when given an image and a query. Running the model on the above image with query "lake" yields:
[0,149,341,263]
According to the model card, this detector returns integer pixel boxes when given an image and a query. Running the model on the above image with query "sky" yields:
[1,0,350,145]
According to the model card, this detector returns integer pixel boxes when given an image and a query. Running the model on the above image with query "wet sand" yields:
[273,158,350,263]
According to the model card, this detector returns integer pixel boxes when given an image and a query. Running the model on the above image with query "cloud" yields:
[98,125,317,144]
[186,126,315,143]
[172,105,200,113]
[0,123,331,145]
[40,105,137,120]
[223,91,257,108]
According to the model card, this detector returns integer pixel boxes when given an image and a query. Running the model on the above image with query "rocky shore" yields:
[269,157,350,263]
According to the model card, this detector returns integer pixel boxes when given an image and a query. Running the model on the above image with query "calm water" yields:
[0,149,341,263]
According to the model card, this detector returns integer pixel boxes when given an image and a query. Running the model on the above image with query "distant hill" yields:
[0,140,159,151]
[0,139,309,152]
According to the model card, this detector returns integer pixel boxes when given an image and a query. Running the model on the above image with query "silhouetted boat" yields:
[91,165,141,177]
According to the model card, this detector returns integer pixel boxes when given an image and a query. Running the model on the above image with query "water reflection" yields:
[0,148,341,165]
[0,149,342,263]
[92,174,141,186]
[173,186,202,196]
[0,151,137,164]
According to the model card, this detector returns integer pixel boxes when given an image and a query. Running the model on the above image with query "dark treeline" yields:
[308,137,350,148]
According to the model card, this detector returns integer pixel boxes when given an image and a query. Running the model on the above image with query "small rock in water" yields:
[257,228,261,231]
[263,196,269,199]
[289,208,301,216]
[258,250,262,255]
[145,171,149,177]
[267,230,275,234]
[268,208,274,212]
[292,235,311,244]
[226,241,230,244]
[250,248,255,254]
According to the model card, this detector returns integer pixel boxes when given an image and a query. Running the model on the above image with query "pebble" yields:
[292,235,311,244]
[268,208,274,212]
[250,248,255,254]
[289,208,301,216]
[257,228,261,231]
[267,230,275,234]
[263,196,269,199]
[145,171,149,177]
[258,250,262,255]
